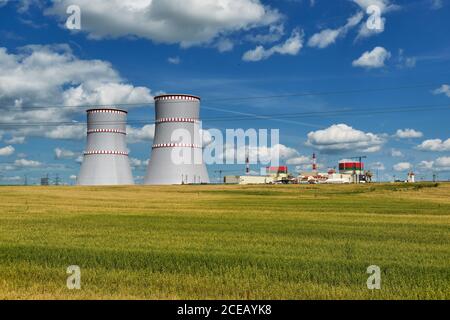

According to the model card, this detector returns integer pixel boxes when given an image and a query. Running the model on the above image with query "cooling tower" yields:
[144,94,210,185]
[77,108,134,185]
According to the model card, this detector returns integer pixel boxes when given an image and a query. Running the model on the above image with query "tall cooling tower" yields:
[144,94,210,185]
[77,108,134,185]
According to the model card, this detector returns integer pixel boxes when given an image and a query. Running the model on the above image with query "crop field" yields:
[0,182,449,300]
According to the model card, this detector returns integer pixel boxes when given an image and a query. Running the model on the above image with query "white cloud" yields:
[306,123,385,153]
[435,156,450,170]
[0,145,15,156]
[352,46,391,68]
[216,38,235,52]
[390,148,403,157]
[0,45,153,140]
[397,49,416,68]
[242,28,303,62]
[393,162,412,171]
[14,158,41,167]
[45,125,85,140]
[416,138,450,152]
[433,84,450,98]
[308,12,363,48]
[46,0,281,48]
[245,24,284,44]
[219,143,299,164]
[4,136,26,144]
[395,128,423,139]
[70,175,77,180]
[167,56,181,65]
[286,155,310,165]
[127,124,155,144]
[54,148,79,160]
[419,160,434,170]
[129,157,149,169]
[419,157,450,171]
[430,0,443,10]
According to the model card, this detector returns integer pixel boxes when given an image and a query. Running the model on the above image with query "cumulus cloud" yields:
[418,160,434,170]
[54,148,79,160]
[129,157,149,169]
[4,136,26,144]
[390,148,403,157]
[218,143,299,164]
[433,84,450,97]
[416,138,450,152]
[0,44,152,140]
[167,56,181,65]
[245,24,285,44]
[46,0,281,48]
[14,158,41,168]
[308,12,363,48]
[306,123,385,153]
[435,156,450,170]
[393,162,412,171]
[45,125,85,140]
[397,49,416,68]
[242,28,304,62]
[352,46,391,68]
[215,38,235,52]
[395,128,423,139]
[419,157,450,171]
[0,145,15,156]
[286,155,310,165]
[127,124,155,144]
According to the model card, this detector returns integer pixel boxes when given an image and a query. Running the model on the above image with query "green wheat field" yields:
[0,182,449,300]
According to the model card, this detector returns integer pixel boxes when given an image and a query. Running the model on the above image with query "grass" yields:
[0,182,449,300]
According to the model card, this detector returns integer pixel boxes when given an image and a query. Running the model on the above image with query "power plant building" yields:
[77,108,134,186]
[144,94,210,185]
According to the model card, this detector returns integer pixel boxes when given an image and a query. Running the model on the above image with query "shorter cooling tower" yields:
[77,108,134,185]
[144,94,209,185]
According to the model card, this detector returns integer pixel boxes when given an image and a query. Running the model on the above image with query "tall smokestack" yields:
[245,146,250,175]
[77,108,134,185]
[312,153,317,172]
[144,94,210,185]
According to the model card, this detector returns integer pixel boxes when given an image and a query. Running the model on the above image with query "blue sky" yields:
[0,0,449,184]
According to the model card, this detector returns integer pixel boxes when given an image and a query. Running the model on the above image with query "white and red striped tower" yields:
[144,94,209,185]
[312,153,317,172]
[77,108,134,185]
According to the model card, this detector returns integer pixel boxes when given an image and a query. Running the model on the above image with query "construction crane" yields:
[349,156,367,184]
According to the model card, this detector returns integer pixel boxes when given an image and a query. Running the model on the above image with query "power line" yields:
[0,102,448,127]
[0,82,443,110]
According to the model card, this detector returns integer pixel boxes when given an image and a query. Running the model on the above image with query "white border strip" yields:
[155,95,200,102]
[84,150,129,156]
[152,143,202,149]
[87,129,126,135]
[155,117,200,124]
[87,109,127,115]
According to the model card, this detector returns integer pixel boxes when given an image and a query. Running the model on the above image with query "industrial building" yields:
[144,94,210,185]
[77,108,134,186]
[224,166,294,185]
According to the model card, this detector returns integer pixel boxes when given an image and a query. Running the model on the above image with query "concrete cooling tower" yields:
[77,108,134,185]
[144,94,210,185]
